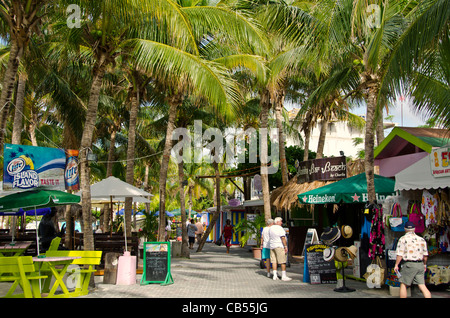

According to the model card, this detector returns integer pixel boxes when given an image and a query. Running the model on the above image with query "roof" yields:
[395,155,449,191]
[375,127,450,159]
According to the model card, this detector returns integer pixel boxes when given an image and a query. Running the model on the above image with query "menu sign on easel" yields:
[305,244,337,284]
[140,242,173,285]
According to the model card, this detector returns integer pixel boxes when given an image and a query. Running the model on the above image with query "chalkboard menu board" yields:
[140,242,174,285]
[305,244,337,284]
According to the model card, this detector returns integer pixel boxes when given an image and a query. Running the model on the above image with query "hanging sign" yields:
[140,242,173,285]
[430,147,450,178]
[297,156,347,184]
[3,144,79,191]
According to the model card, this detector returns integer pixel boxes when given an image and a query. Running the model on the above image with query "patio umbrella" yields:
[297,173,396,204]
[0,208,52,245]
[78,176,153,251]
[0,189,80,254]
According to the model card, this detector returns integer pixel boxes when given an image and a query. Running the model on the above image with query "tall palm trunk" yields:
[0,41,23,153]
[316,105,329,159]
[11,73,27,144]
[103,128,117,233]
[376,109,385,146]
[125,85,140,239]
[63,122,80,249]
[303,126,311,161]
[79,59,108,251]
[0,0,42,154]
[158,93,183,241]
[177,159,189,257]
[274,90,288,185]
[362,72,379,204]
[260,90,271,221]
[197,160,220,252]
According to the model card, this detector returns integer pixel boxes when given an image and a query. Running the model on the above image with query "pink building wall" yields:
[375,152,428,177]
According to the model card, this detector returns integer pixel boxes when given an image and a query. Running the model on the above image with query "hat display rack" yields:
[321,225,358,293]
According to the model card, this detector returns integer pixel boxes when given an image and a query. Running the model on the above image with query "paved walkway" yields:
[1,242,447,301]
[83,243,449,299]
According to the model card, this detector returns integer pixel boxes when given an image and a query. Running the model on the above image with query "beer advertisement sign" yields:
[3,144,79,191]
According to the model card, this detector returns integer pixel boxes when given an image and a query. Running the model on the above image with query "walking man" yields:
[261,218,274,278]
[195,218,204,244]
[269,217,291,281]
[394,221,431,298]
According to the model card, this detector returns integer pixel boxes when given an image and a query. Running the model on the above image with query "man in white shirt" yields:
[269,217,291,281]
[394,221,431,298]
[260,218,274,278]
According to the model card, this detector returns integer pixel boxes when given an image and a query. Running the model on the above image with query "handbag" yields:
[389,203,408,232]
[215,236,223,246]
[408,203,425,233]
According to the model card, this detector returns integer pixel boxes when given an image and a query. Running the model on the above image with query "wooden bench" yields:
[43,250,102,297]
[0,256,47,298]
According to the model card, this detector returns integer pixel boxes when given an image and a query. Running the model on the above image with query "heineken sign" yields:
[297,156,347,184]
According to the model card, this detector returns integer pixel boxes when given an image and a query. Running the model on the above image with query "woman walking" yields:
[223,219,234,253]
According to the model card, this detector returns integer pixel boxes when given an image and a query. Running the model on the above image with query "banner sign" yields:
[430,147,450,178]
[3,144,79,191]
[297,156,347,184]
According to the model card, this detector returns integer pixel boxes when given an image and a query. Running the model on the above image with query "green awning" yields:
[297,173,395,204]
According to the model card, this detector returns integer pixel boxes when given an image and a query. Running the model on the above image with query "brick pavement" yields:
[1,242,447,300]
[83,242,397,299]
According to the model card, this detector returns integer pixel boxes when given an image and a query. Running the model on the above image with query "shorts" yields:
[399,262,426,286]
[270,247,287,265]
[262,248,270,260]
[189,236,195,244]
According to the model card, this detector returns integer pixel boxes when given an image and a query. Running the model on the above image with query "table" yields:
[0,241,32,256]
[32,256,80,298]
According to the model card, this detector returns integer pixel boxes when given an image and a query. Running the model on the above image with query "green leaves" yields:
[132,38,241,119]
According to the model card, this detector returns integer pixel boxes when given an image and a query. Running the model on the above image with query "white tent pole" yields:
[123,200,128,252]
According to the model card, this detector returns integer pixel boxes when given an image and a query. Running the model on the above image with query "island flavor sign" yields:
[3,144,79,191]
[296,156,347,184]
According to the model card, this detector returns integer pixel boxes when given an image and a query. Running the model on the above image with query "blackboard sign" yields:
[305,244,337,284]
[140,242,174,285]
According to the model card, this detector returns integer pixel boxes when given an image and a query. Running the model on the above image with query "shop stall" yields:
[394,148,449,287]
[298,173,396,282]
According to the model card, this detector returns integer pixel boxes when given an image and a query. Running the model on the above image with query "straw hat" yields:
[323,247,335,262]
[334,247,349,262]
[341,225,353,239]
[320,227,341,245]
[344,245,358,259]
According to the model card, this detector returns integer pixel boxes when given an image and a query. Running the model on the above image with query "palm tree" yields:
[133,1,271,240]
[55,0,224,248]
[269,0,442,203]
[0,0,49,154]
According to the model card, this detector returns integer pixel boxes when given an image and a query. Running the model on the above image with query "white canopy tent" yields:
[395,155,450,191]
[77,176,153,251]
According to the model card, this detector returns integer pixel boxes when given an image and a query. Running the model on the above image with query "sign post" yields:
[140,242,174,286]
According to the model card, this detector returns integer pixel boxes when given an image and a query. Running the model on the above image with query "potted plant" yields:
[234,214,266,259]
[137,210,158,258]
